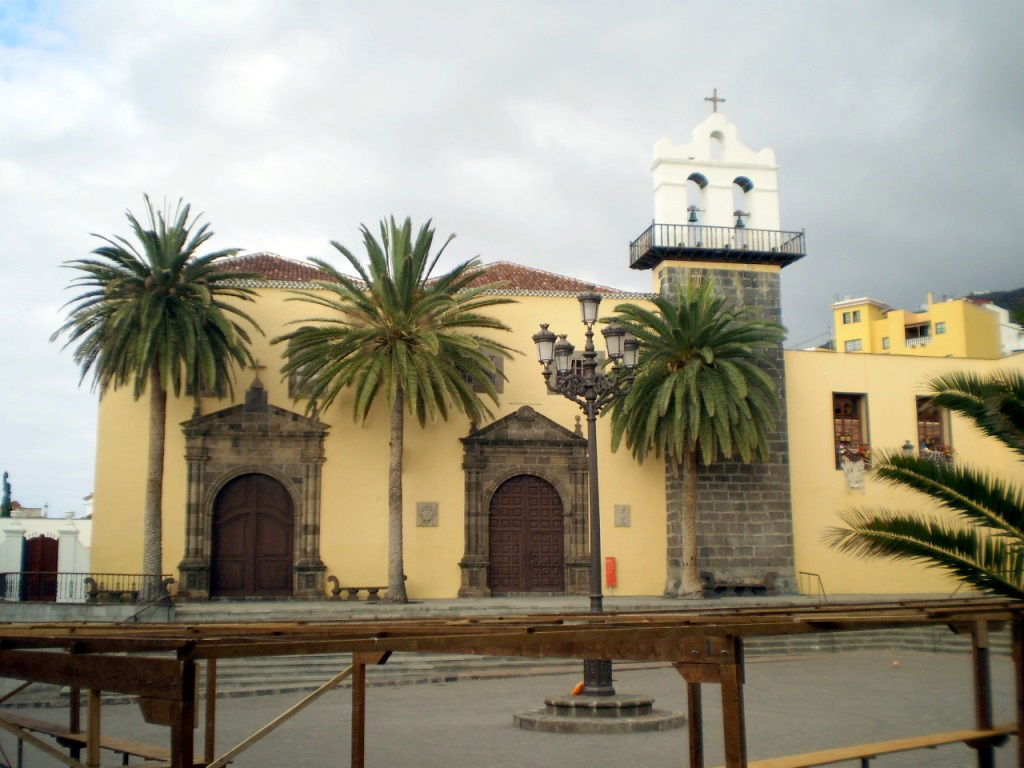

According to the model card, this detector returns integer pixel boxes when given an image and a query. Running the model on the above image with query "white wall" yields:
[651,112,781,231]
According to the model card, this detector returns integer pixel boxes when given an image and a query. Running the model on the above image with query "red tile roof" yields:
[222,253,640,297]
[464,261,631,296]
[221,253,335,284]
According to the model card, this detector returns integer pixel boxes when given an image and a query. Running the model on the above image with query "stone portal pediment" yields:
[463,406,583,447]
[178,378,328,600]
[182,382,328,438]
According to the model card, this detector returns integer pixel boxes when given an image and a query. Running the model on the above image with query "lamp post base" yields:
[582,659,615,696]
[515,693,684,733]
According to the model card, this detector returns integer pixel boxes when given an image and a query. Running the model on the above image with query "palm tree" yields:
[274,217,515,602]
[52,196,262,593]
[608,279,784,596]
[826,370,1024,599]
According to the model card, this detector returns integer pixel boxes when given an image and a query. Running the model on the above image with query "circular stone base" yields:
[514,694,685,734]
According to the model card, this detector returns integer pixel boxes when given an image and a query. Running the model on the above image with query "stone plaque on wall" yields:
[613,504,631,527]
[416,501,439,527]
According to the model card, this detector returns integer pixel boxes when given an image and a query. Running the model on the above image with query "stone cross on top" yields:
[704,88,726,113]
[249,359,267,387]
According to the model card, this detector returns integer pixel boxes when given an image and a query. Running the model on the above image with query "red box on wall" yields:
[604,556,617,588]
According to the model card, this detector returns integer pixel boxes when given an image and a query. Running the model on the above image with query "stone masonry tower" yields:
[629,107,806,595]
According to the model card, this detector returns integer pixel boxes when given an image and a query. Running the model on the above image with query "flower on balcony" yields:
[838,442,871,463]
[920,439,954,464]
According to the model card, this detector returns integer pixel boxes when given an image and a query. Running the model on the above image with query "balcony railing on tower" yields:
[629,222,806,270]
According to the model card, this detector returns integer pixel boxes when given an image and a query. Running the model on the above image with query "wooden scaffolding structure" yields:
[0,597,1021,768]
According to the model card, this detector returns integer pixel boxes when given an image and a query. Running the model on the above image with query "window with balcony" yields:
[905,323,931,347]
[916,396,952,462]
[834,393,869,468]
[844,339,863,352]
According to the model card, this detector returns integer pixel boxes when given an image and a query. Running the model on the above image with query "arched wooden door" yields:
[488,475,565,594]
[22,536,58,601]
[210,474,294,597]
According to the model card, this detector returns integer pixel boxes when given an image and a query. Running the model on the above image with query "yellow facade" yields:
[786,349,1024,594]
[832,294,1002,359]
[90,266,1024,599]
[91,284,669,598]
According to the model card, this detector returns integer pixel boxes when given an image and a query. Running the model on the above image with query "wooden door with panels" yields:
[210,473,294,597]
[488,474,565,594]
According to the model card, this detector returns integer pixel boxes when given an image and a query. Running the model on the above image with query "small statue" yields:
[1,472,11,518]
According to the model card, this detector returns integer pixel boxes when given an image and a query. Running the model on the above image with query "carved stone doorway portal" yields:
[178,379,329,600]
[459,406,589,597]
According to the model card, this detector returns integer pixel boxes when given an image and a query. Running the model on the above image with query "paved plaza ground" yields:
[0,648,1017,767]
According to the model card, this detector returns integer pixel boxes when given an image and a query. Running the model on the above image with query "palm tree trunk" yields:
[679,447,702,596]
[143,365,166,600]
[386,388,408,602]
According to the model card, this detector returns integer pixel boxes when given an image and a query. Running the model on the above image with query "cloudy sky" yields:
[1,1,1021,517]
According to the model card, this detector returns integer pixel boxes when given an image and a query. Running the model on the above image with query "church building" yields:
[88,110,1024,600]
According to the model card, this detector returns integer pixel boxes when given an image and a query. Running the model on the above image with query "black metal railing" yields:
[0,572,174,604]
[629,222,806,267]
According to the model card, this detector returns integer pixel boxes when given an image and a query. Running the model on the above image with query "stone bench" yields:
[701,571,777,598]
[326,575,386,601]
[83,578,140,604]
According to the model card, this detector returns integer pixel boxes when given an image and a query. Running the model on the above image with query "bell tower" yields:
[630,98,805,595]
[631,110,804,277]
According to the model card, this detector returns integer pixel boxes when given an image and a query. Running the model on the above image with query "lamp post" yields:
[532,291,639,696]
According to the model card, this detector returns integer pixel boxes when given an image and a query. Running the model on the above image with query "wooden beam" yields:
[0,598,1017,664]
[0,680,32,704]
[712,725,1015,768]
[688,681,704,768]
[1012,614,1024,768]
[351,646,391,768]
[69,685,81,763]
[86,689,100,768]
[352,656,366,768]
[720,638,747,768]
[674,663,723,684]
[972,620,995,768]
[168,660,196,768]
[0,650,181,699]
[205,663,355,768]
[204,658,217,764]
[0,716,86,768]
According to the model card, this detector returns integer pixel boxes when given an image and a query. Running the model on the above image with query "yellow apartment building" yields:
[831,293,1002,358]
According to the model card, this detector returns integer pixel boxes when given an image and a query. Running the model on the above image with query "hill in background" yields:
[968,286,1024,322]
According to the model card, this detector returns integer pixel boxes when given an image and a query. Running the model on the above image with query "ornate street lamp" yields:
[531,291,638,696]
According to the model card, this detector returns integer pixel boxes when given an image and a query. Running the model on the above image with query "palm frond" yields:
[926,370,1024,456]
[273,217,516,426]
[825,507,1024,599]
[608,277,783,467]
[53,195,262,399]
